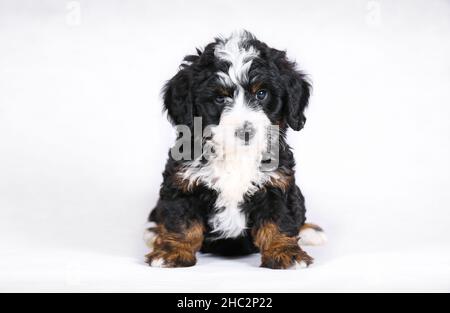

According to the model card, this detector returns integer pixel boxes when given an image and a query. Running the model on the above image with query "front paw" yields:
[146,249,197,268]
[144,222,204,268]
[261,245,314,270]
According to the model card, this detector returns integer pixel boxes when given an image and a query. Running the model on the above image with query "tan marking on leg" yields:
[145,222,204,268]
[253,222,313,269]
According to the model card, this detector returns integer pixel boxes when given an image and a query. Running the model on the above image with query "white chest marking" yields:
[181,148,275,239]
[180,111,277,239]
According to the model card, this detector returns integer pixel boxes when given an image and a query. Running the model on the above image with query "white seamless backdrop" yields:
[0,0,449,292]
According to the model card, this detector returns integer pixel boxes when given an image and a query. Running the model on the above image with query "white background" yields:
[1,0,449,292]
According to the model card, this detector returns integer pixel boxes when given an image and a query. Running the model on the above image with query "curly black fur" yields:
[148,31,312,257]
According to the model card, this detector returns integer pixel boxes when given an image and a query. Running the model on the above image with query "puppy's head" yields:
[163,30,311,153]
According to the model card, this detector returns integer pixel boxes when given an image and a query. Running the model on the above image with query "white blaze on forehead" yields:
[214,31,259,85]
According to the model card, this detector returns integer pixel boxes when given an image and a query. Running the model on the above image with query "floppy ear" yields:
[274,51,311,131]
[162,67,193,127]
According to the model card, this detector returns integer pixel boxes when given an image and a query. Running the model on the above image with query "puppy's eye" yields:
[215,96,226,104]
[255,89,268,101]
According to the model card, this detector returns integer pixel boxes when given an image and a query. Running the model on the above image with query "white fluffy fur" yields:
[214,30,259,85]
[294,261,309,269]
[150,258,165,268]
[298,227,328,246]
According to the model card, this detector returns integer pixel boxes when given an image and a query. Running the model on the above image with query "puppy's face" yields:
[163,31,311,155]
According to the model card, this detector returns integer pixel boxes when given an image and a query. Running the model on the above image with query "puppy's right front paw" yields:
[144,222,204,268]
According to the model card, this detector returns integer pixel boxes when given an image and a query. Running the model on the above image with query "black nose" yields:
[235,121,256,144]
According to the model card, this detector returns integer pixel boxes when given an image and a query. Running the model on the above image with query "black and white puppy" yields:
[145,31,326,269]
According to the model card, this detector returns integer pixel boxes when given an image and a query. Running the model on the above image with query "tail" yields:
[143,222,158,250]
[298,223,327,246]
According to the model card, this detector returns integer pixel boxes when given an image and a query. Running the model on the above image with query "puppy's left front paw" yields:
[261,246,313,270]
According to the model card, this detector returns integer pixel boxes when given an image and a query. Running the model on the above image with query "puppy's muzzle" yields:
[235,121,256,145]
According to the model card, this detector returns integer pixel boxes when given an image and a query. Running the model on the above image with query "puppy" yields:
[145,30,326,269]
